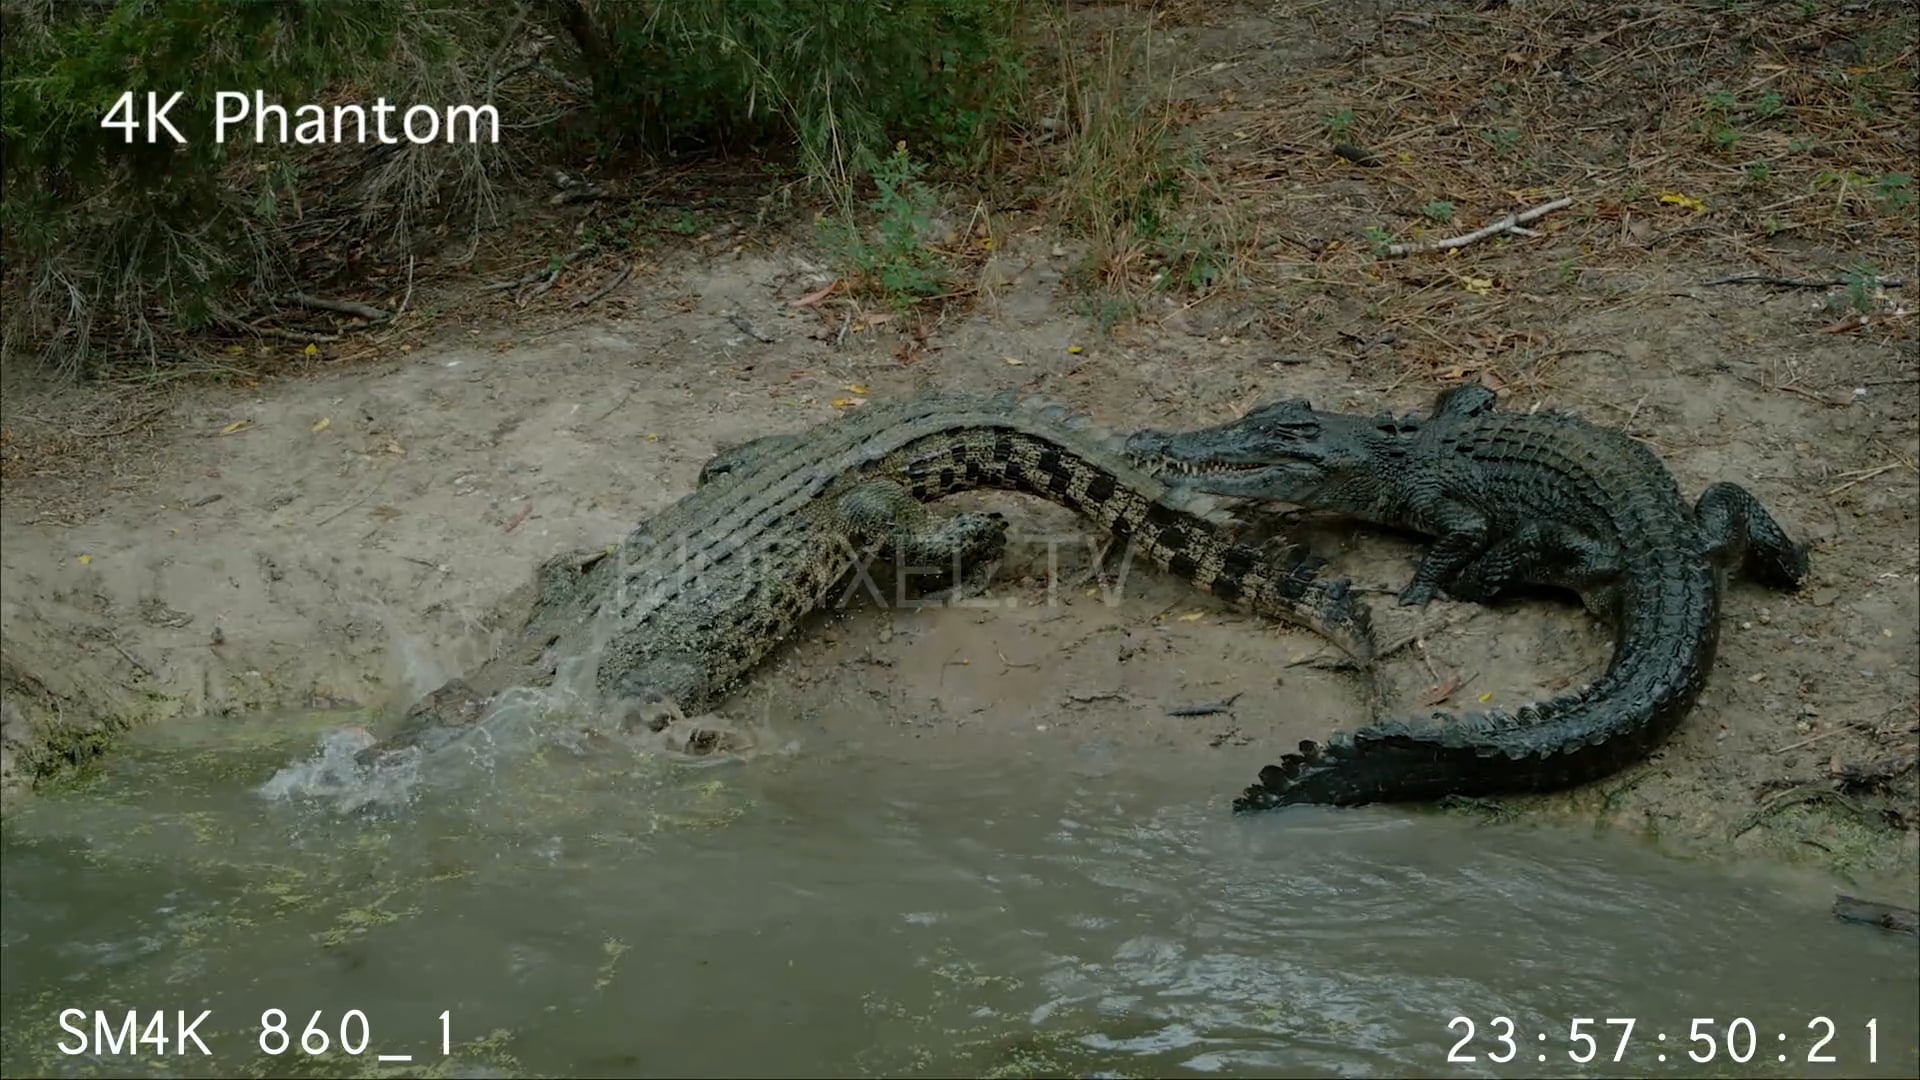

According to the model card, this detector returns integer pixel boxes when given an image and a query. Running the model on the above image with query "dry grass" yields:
[1122,0,1919,390]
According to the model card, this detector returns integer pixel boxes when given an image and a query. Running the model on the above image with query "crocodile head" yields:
[1126,398,1352,502]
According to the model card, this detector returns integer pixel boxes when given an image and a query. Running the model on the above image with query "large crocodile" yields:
[1124,384,1810,810]
[356,390,1377,767]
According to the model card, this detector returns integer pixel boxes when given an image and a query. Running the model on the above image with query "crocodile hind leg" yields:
[1695,481,1810,590]
[834,479,1011,607]
[698,433,809,486]
[619,483,1009,759]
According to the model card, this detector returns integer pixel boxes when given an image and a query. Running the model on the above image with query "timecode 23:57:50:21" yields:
[1446,1016,1882,1066]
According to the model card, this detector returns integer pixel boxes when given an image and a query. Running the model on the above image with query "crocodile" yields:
[354,390,1377,768]
[1124,384,1810,810]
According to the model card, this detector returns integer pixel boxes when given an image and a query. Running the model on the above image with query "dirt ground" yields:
[2,2,1915,897]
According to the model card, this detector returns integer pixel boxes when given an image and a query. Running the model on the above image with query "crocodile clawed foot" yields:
[1395,581,1439,608]
[666,711,757,762]
[619,698,688,735]
[615,699,756,762]
[1438,794,1513,820]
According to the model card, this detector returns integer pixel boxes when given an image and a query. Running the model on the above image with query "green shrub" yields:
[554,0,1032,186]
[1,1,415,374]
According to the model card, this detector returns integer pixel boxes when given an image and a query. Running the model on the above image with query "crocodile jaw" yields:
[1125,430,1328,500]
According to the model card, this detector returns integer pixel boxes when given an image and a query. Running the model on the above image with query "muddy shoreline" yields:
[4,238,1915,903]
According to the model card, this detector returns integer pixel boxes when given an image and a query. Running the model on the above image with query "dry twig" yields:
[572,263,633,309]
[1384,197,1572,257]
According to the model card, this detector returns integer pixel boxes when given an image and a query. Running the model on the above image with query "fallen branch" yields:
[66,404,169,440]
[519,263,565,307]
[281,293,391,322]
[1384,196,1572,257]
[246,325,342,344]
[572,262,632,308]
[480,248,584,293]
[1701,272,1905,289]
[1832,894,1918,936]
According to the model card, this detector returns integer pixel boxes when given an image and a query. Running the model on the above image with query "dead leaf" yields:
[1417,672,1462,707]
[843,383,869,394]
[1003,356,1025,366]
[1476,690,1495,703]
[76,554,92,565]
[1458,276,1494,295]
[384,441,405,455]
[1656,192,1706,212]
[220,420,253,435]
[303,343,319,356]
[311,416,331,433]
[831,397,867,409]
[1176,611,1205,622]
[790,280,840,307]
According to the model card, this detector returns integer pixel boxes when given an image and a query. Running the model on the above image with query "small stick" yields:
[1167,692,1243,717]
[1065,690,1130,705]
[1770,723,1861,754]
[1701,273,1905,289]
[1384,196,1572,257]
[110,639,156,680]
[482,248,584,293]
[1778,385,1846,408]
[572,263,633,309]
[1826,462,1902,496]
[67,405,169,439]
[281,293,391,322]
[727,311,776,343]
[393,254,417,321]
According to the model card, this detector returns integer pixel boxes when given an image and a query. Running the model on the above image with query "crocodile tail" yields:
[1232,716,1510,811]
[1231,733,1380,811]
[1236,559,1719,811]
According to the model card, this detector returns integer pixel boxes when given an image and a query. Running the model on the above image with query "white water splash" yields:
[256,726,423,813]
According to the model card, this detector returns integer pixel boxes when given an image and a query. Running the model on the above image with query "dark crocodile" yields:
[357,390,1377,766]
[1125,384,1810,810]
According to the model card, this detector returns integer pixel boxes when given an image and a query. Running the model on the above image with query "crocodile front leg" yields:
[1398,495,1492,607]
[1447,520,1624,611]
[1695,481,1810,591]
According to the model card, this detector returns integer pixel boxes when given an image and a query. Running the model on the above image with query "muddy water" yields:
[2,710,1915,1080]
